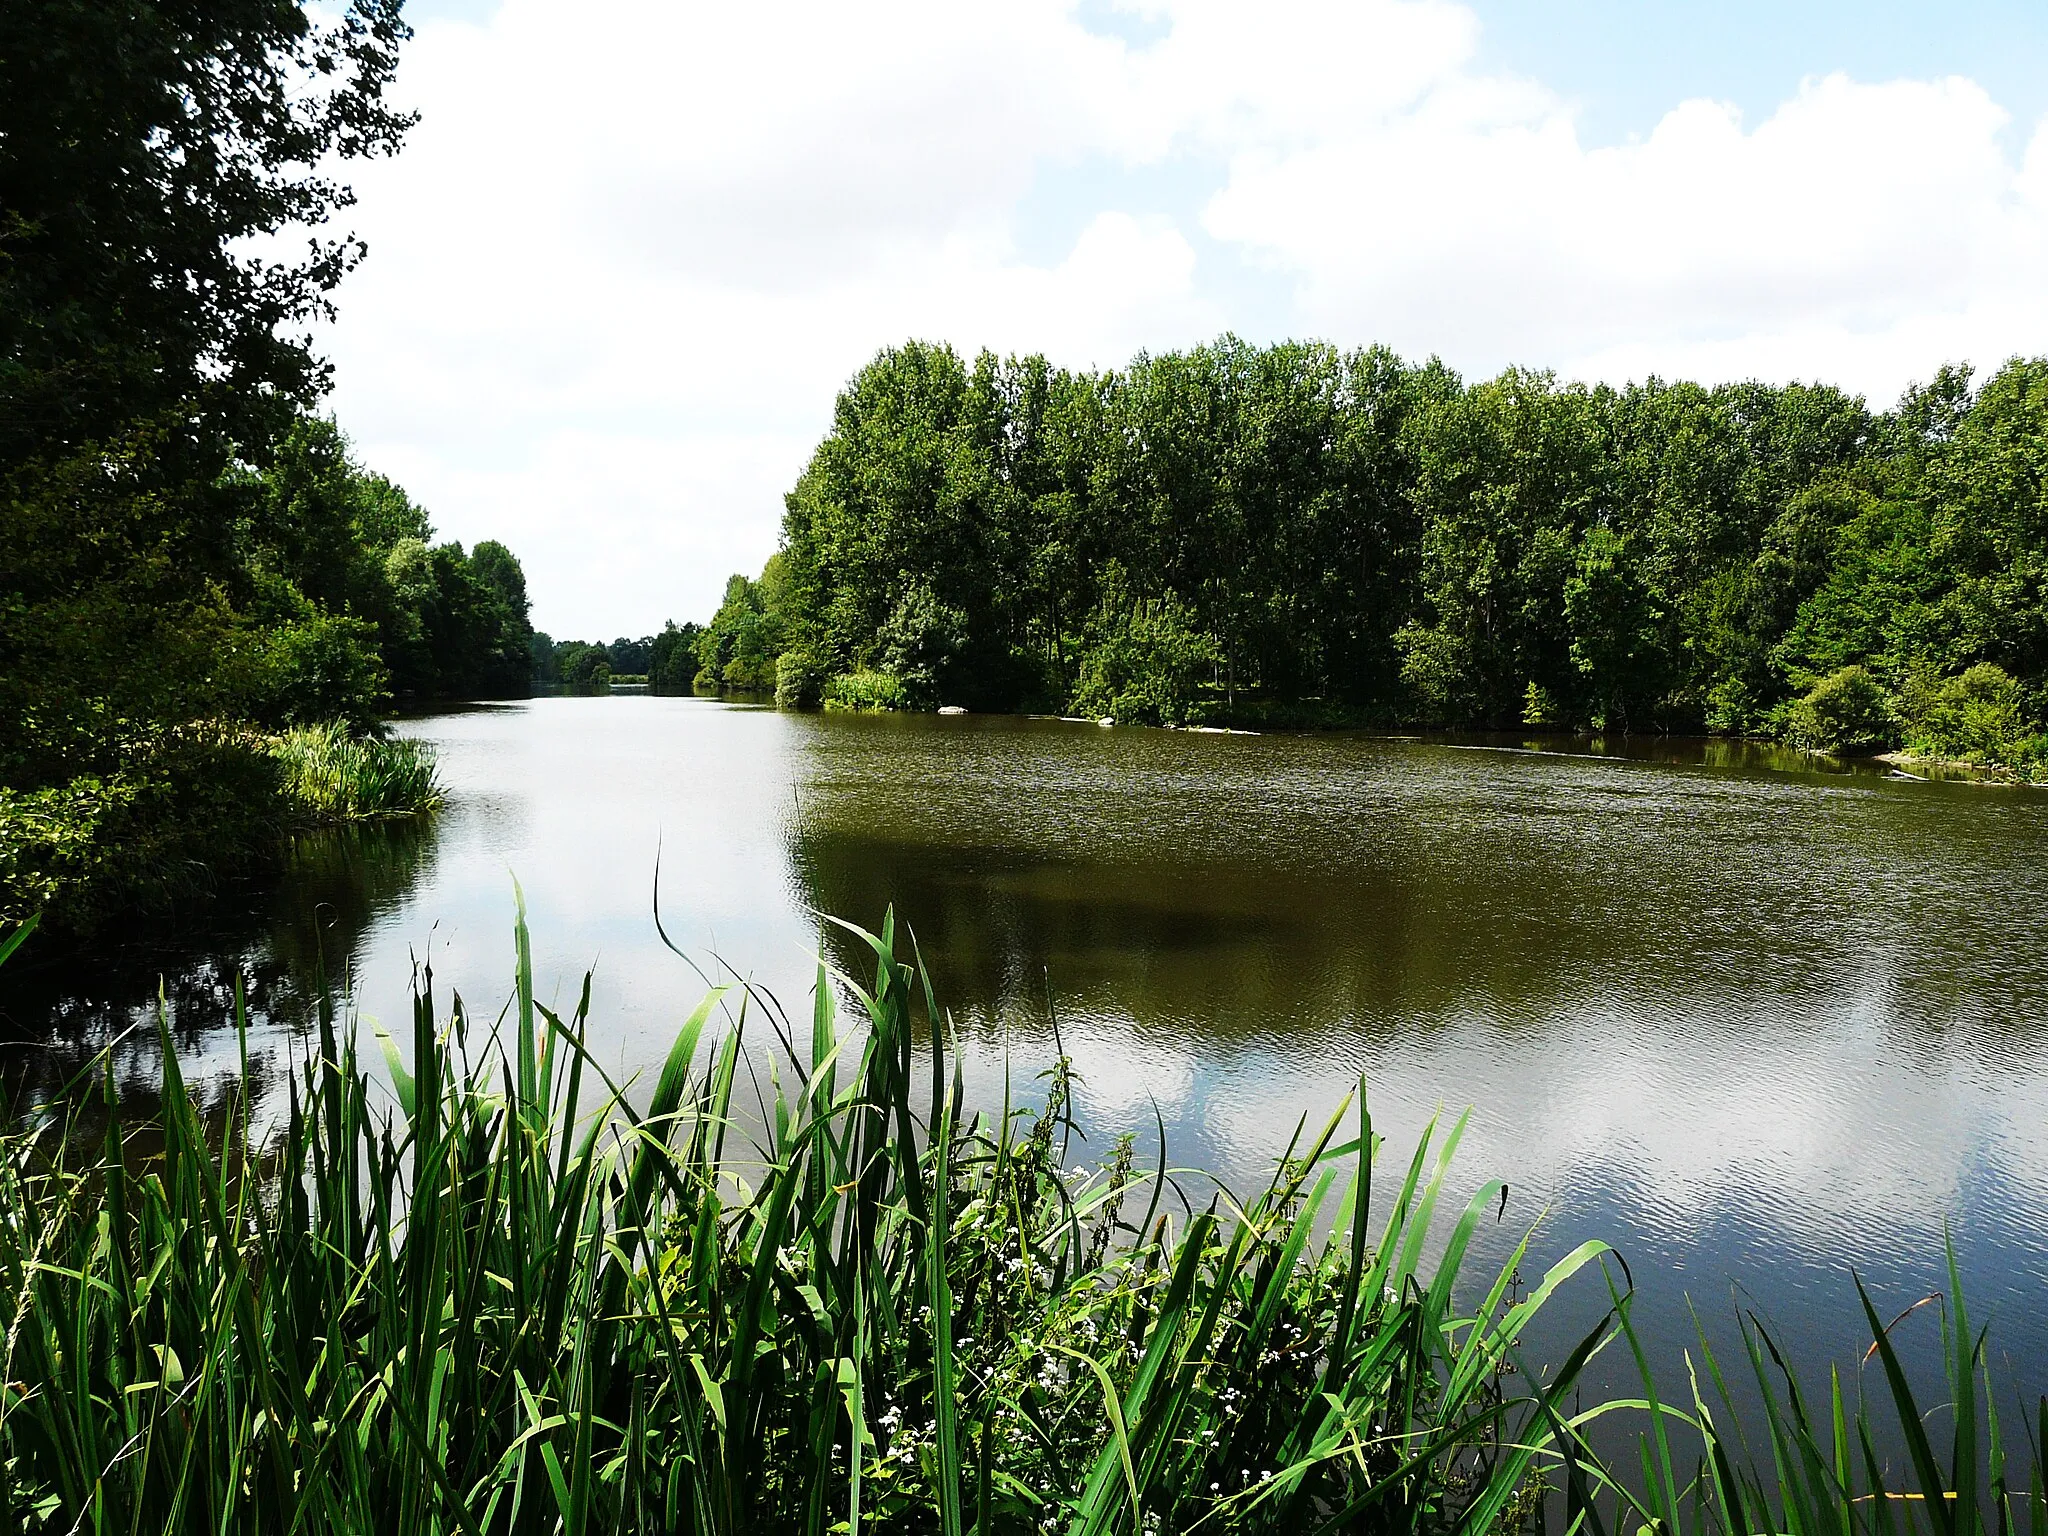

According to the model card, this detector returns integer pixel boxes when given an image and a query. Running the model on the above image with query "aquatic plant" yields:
[271,722,444,822]
[0,907,1611,1532]
[824,669,912,712]
[1551,1250,2045,1536]
[0,908,2032,1533]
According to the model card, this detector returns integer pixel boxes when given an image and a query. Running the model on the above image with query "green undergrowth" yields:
[0,909,2034,1533]
[825,669,913,712]
[0,724,440,941]
[0,735,286,933]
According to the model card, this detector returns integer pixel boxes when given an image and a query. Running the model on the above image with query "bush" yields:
[1896,662,2047,772]
[1071,587,1219,727]
[0,775,142,930]
[775,649,825,709]
[721,652,777,692]
[252,611,391,730]
[271,724,444,822]
[1522,680,1564,728]
[0,737,286,935]
[1782,664,1894,754]
[823,669,910,712]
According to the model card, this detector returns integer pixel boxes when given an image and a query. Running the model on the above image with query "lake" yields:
[5,694,2046,1410]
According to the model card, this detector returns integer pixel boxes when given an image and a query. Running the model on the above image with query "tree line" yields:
[678,338,2048,774]
[530,623,704,692]
[1,0,531,936]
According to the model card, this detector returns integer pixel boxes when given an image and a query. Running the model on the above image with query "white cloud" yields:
[320,0,2048,638]
[1210,70,2048,381]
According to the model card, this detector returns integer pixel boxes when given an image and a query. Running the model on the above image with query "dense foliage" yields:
[0,2,529,935]
[721,339,2048,773]
[530,625,705,693]
[1,0,413,787]
[0,910,2027,1534]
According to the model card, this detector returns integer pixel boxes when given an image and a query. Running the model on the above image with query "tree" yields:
[648,622,703,692]
[747,333,2044,759]
[0,0,414,786]
[0,0,412,465]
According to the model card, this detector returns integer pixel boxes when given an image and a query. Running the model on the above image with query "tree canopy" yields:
[707,337,2048,772]
[1,2,536,935]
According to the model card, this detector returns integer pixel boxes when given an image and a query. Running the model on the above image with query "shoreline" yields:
[1874,749,2044,785]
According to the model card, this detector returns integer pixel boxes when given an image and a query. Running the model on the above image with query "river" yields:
[5,694,2046,1412]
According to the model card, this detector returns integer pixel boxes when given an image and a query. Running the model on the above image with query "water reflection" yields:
[4,699,2044,1417]
[784,712,2048,1403]
[0,819,440,1117]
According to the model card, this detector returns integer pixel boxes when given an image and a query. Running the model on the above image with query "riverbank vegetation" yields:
[272,725,446,823]
[0,729,442,934]
[0,909,2029,1532]
[681,340,2048,776]
[0,2,530,940]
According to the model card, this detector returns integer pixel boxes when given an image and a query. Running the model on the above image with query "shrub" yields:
[823,669,910,712]
[1895,661,2046,772]
[271,723,444,821]
[0,737,286,935]
[1782,664,1894,754]
[720,652,777,692]
[775,648,825,709]
[1071,589,1218,727]
[0,775,141,929]
[1522,680,1564,728]
[253,611,390,730]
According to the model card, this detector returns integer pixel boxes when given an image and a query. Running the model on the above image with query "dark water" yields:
[5,696,2046,1412]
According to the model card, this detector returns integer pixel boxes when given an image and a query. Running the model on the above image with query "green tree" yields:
[1564,525,1674,729]
[648,621,704,692]
[0,0,413,784]
[1398,370,1609,723]
[695,564,789,691]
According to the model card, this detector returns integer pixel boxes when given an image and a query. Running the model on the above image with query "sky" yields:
[319,0,2048,641]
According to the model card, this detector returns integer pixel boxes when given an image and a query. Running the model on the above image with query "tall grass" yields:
[272,722,444,822]
[0,905,1616,1533]
[1554,1261,2048,1536]
[0,906,2033,1533]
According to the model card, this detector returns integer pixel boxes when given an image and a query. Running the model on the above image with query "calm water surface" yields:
[5,696,2046,1406]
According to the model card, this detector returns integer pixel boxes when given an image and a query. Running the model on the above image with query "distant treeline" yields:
[530,624,703,691]
[676,338,2048,774]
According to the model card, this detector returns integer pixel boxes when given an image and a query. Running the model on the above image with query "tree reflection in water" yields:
[0,818,440,1125]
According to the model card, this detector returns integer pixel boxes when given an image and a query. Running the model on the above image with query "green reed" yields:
[0,904,2033,1534]
[272,722,444,822]
[1550,1253,2048,1536]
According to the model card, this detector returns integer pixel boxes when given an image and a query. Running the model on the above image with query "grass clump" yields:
[0,906,2036,1534]
[271,722,444,821]
[0,906,1613,1533]
[824,669,911,712]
